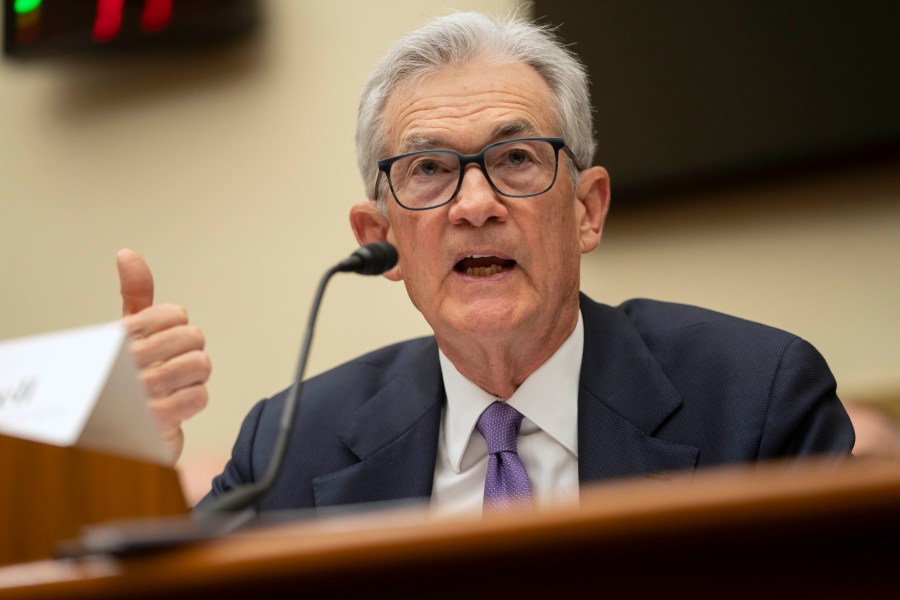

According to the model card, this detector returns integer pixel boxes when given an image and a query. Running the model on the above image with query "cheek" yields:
[391,213,446,277]
[537,206,583,281]
[394,233,439,294]
[544,203,581,248]
[386,215,419,266]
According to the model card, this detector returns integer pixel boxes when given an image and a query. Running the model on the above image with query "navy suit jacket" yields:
[198,295,854,512]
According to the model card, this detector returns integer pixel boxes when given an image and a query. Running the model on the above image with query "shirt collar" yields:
[438,310,584,473]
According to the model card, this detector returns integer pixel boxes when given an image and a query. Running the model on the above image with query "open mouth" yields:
[454,255,517,277]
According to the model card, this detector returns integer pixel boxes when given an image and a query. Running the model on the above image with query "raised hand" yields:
[117,248,211,464]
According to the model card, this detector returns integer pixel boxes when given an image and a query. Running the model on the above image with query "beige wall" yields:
[2,1,899,493]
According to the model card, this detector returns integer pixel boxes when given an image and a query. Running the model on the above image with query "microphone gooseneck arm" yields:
[198,264,339,515]
[198,241,398,517]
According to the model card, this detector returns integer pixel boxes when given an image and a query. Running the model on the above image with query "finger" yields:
[121,303,189,340]
[117,248,155,316]
[150,385,210,431]
[159,427,184,466]
[150,423,184,466]
[130,324,205,369]
[141,349,212,398]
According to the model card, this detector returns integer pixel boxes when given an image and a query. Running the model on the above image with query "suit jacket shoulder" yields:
[577,295,854,480]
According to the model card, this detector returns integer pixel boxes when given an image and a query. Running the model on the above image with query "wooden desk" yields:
[0,435,187,567]
[1,457,899,599]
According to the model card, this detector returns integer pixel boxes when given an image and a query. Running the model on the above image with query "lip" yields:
[451,249,515,264]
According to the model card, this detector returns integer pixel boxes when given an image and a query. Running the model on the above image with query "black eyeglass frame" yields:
[374,137,582,211]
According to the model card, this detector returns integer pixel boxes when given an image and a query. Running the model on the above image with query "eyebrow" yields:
[492,120,539,140]
[399,135,443,154]
[397,120,541,155]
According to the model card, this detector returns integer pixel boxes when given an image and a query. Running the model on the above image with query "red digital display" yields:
[93,0,173,42]
[4,0,259,59]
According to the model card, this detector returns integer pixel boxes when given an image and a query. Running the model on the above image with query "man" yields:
[119,12,854,516]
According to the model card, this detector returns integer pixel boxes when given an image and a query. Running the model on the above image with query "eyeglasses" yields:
[375,137,580,211]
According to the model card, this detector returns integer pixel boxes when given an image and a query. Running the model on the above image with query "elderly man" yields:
[119,12,853,516]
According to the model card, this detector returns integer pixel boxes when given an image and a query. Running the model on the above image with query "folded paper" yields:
[0,321,170,465]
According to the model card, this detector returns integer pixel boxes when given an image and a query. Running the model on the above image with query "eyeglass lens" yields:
[388,139,558,209]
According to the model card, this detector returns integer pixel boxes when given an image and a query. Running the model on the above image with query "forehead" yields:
[382,59,557,155]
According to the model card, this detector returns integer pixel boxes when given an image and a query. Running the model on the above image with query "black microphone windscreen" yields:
[343,241,398,275]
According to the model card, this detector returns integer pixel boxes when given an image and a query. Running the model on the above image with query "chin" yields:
[443,297,529,338]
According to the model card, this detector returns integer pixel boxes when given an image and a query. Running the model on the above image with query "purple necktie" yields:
[476,401,533,512]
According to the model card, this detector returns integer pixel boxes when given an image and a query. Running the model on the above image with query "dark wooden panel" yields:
[533,1,900,202]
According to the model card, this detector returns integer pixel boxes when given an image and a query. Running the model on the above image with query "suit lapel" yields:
[577,295,699,483]
[312,340,444,508]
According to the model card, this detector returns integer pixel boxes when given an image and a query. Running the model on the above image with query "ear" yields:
[349,201,402,281]
[575,166,611,254]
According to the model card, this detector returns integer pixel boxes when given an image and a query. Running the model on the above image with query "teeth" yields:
[466,264,503,277]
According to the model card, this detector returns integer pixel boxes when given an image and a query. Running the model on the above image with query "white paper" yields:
[0,321,171,465]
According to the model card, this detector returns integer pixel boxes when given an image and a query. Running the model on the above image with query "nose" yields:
[447,164,508,227]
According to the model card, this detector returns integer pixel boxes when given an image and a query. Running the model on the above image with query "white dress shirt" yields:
[430,311,583,518]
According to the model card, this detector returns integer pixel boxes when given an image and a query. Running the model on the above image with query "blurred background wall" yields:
[1,0,898,502]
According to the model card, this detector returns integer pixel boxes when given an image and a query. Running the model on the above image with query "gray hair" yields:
[355,10,595,206]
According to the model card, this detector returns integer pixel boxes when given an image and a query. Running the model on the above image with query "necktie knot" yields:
[476,401,524,455]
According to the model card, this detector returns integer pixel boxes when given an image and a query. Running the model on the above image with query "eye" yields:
[504,148,532,166]
[413,159,442,176]
[491,143,540,170]
[405,153,456,179]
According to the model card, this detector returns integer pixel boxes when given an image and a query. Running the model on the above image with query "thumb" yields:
[117,248,155,316]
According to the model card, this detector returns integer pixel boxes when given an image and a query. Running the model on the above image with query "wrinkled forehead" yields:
[381,59,557,157]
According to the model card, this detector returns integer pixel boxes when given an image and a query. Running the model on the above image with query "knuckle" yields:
[186,385,209,413]
[152,401,180,429]
[129,337,148,360]
[166,386,208,423]
[121,315,145,337]
[141,369,165,397]
[188,325,206,349]
[193,350,213,378]
[160,303,189,324]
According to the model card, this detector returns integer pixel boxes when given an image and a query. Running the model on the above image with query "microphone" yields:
[336,241,398,275]
[198,241,398,516]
